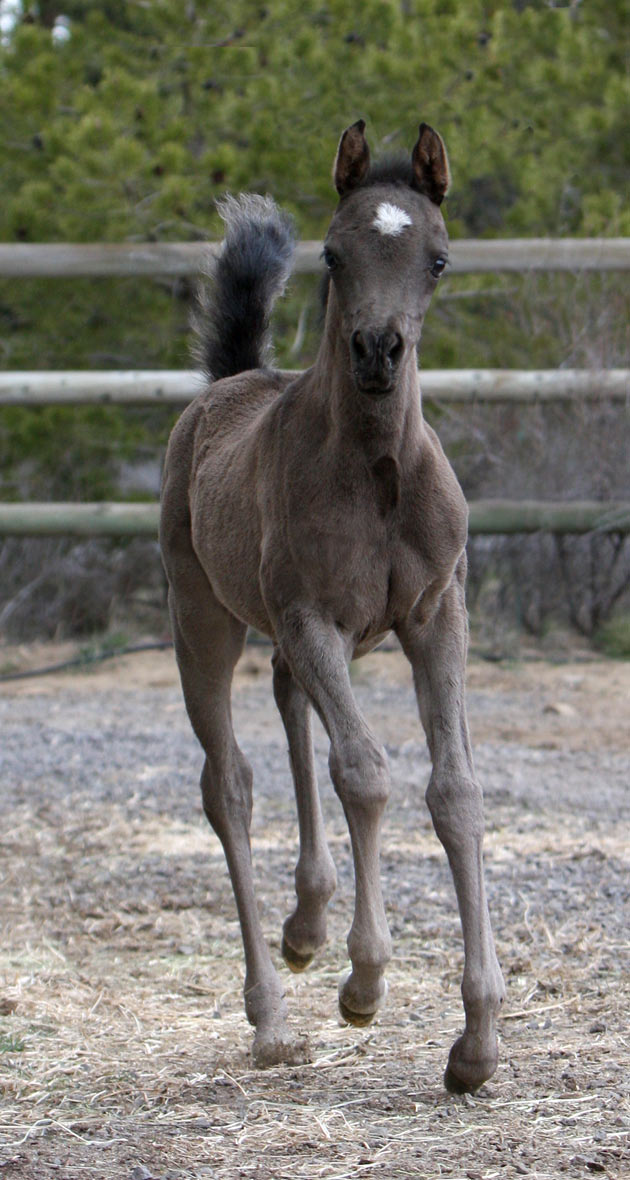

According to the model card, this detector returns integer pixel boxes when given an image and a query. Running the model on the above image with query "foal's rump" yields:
[161,367,297,639]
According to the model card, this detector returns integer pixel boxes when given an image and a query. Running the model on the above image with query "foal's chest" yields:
[266,429,468,639]
[285,480,441,634]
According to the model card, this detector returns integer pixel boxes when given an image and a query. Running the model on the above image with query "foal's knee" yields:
[329,736,390,815]
[426,773,485,846]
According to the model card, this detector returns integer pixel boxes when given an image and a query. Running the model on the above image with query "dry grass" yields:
[0,648,628,1178]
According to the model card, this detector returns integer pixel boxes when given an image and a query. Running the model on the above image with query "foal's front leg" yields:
[398,560,505,1092]
[275,611,392,1024]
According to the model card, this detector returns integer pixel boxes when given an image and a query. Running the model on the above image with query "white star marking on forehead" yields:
[373,202,413,236]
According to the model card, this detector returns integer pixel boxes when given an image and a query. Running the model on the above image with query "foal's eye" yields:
[322,247,339,272]
[429,257,447,278]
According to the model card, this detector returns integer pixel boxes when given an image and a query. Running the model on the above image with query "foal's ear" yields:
[333,119,371,196]
[411,123,450,205]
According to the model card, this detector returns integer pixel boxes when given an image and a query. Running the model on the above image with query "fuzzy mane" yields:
[364,156,415,189]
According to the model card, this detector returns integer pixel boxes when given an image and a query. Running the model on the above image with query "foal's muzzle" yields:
[350,328,404,396]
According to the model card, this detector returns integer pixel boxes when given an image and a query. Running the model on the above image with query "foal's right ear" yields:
[333,119,371,196]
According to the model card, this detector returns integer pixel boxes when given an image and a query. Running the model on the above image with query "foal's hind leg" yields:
[271,610,392,1025]
[272,649,337,972]
[167,566,308,1067]
[398,558,505,1093]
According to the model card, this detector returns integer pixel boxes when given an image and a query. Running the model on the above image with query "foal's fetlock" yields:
[461,960,506,1036]
[244,972,287,1030]
[445,963,504,1091]
[282,852,337,972]
[245,974,310,1067]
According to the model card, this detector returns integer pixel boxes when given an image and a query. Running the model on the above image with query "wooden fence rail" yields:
[1,501,630,538]
[1,369,629,406]
[1,238,630,277]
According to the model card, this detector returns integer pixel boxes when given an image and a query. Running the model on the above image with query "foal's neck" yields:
[314,317,424,462]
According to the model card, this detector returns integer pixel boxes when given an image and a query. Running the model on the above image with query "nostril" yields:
[351,330,368,361]
[386,332,403,365]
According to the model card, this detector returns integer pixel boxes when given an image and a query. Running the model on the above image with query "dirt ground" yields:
[0,642,628,1180]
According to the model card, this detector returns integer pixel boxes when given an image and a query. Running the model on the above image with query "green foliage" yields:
[3,2,629,244]
[0,0,628,500]
[595,614,630,659]
[0,1032,25,1053]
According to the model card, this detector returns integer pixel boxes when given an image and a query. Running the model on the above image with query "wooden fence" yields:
[1,239,629,537]
[2,238,630,276]
[1,368,629,407]
[1,500,630,538]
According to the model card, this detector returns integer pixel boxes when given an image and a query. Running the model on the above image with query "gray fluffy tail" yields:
[193,194,296,382]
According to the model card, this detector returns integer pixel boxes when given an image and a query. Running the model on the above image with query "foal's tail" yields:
[193,194,296,382]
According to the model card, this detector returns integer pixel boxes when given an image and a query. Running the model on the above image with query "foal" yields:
[160,120,505,1092]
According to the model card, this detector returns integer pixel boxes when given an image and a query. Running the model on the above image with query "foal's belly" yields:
[192,500,276,638]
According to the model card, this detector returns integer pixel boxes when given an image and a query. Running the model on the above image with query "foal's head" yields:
[323,120,450,398]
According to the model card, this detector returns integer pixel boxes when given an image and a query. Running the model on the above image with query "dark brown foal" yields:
[160,121,505,1090]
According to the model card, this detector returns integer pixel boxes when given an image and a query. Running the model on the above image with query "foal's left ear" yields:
[333,119,371,196]
[411,123,450,205]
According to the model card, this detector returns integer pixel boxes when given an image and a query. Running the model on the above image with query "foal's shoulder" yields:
[404,421,468,553]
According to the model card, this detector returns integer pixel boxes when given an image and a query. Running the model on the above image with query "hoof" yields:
[443,1063,483,1095]
[252,1029,311,1069]
[338,996,377,1027]
[443,1034,498,1094]
[281,934,314,974]
[338,975,387,1027]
